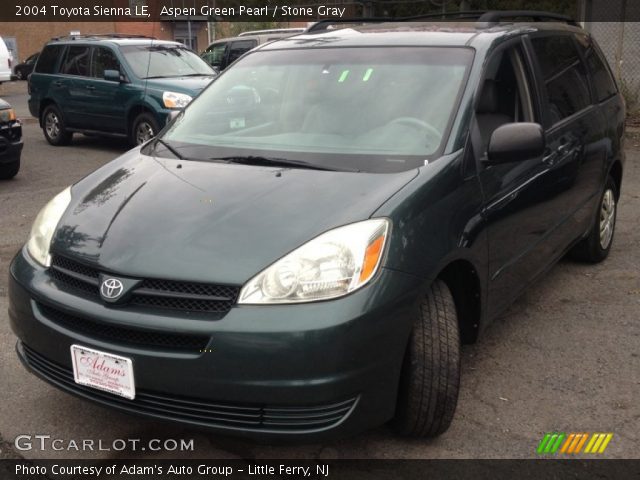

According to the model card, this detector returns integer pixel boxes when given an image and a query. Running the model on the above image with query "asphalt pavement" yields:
[0,81,638,460]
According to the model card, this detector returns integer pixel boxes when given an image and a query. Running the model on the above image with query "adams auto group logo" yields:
[537,432,613,455]
[100,278,124,300]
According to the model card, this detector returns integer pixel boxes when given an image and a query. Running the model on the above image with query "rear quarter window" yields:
[35,45,64,74]
[575,34,618,103]
[531,35,591,124]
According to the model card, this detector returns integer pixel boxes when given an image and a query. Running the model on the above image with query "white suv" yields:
[0,37,13,83]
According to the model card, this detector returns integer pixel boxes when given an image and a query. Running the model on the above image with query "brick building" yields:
[0,20,211,65]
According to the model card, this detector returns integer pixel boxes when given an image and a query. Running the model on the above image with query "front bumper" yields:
[0,120,22,164]
[9,248,422,441]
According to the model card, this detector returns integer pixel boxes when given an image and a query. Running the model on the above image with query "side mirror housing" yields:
[486,122,545,164]
[104,69,122,82]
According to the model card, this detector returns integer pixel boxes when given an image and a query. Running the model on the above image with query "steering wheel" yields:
[386,117,442,144]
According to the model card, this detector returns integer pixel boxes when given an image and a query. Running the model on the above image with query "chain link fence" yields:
[584,21,640,116]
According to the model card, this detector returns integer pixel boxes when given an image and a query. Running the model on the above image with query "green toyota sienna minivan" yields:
[10,14,625,441]
[28,34,216,146]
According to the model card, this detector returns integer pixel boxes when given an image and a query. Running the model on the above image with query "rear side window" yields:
[60,46,90,76]
[205,43,227,66]
[531,35,591,124]
[228,40,257,64]
[35,45,63,74]
[575,34,618,103]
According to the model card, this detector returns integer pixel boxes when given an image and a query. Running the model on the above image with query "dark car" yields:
[201,28,305,72]
[0,98,23,179]
[9,13,625,441]
[13,52,39,80]
[28,34,216,146]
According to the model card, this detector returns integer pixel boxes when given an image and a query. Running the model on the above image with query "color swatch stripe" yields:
[539,432,613,455]
[560,433,575,454]
[537,433,552,454]
[574,433,589,453]
[598,433,613,453]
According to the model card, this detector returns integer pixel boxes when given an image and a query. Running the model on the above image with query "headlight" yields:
[0,108,16,122]
[26,187,71,267]
[163,91,193,109]
[239,219,389,304]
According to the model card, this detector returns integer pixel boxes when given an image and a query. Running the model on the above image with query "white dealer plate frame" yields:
[70,345,136,400]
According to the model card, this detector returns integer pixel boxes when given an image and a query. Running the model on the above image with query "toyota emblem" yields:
[100,278,124,300]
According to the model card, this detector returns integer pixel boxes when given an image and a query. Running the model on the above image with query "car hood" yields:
[0,98,10,109]
[144,76,215,95]
[52,149,417,285]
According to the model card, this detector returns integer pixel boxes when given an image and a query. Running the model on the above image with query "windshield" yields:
[120,44,214,79]
[160,47,473,173]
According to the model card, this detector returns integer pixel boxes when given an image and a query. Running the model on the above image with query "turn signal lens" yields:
[359,235,385,284]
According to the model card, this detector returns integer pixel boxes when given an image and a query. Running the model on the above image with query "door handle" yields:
[85,85,95,91]
[53,81,62,87]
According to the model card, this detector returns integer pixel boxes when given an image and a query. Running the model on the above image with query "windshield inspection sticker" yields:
[230,118,246,129]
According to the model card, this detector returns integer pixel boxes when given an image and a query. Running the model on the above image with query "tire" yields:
[130,112,159,146]
[569,177,618,263]
[393,279,461,437]
[41,104,72,146]
[0,159,20,180]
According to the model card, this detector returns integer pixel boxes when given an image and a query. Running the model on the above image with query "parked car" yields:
[201,28,305,72]
[13,52,39,80]
[0,36,13,83]
[28,34,216,146]
[0,98,22,179]
[10,13,624,441]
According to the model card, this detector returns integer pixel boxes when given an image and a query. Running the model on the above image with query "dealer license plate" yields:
[70,345,135,400]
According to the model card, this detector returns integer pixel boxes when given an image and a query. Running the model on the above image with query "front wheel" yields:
[393,280,461,437]
[570,177,618,263]
[130,113,159,146]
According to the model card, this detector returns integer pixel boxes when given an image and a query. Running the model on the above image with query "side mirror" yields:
[486,122,545,164]
[104,69,122,82]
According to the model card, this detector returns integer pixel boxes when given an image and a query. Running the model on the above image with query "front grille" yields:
[0,122,22,142]
[52,255,99,279]
[49,255,240,314]
[21,344,357,432]
[37,303,209,352]
[49,268,100,297]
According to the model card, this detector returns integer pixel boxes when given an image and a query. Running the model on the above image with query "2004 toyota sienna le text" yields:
[8,15,625,441]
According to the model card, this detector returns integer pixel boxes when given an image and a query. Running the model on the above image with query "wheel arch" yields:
[608,160,623,200]
[437,259,482,344]
[126,104,155,131]
[38,99,58,127]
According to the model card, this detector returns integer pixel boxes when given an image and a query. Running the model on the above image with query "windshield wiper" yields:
[179,73,215,77]
[211,156,357,172]
[153,138,184,160]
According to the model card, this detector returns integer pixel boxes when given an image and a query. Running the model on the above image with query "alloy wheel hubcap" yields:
[599,189,615,250]
[45,112,60,139]
[136,122,154,144]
